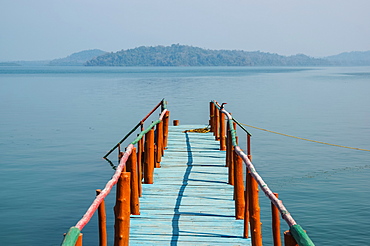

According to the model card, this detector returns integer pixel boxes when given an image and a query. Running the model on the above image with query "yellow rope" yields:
[183,127,210,133]
[240,122,370,152]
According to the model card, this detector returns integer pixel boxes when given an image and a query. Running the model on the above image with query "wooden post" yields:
[272,193,282,246]
[284,231,298,246]
[249,172,262,246]
[75,233,83,246]
[234,152,245,219]
[219,111,226,150]
[156,121,163,168]
[244,134,251,239]
[226,122,231,167]
[96,190,107,246]
[209,102,214,132]
[229,134,237,186]
[228,144,235,185]
[118,143,121,160]
[173,120,179,126]
[137,136,143,197]
[214,109,219,140]
[247,134,252,160]
[127,148,140,215]
[244,169,250,238]
[114,172,130,246]
[144,129,155,184]
[163,111,170,149]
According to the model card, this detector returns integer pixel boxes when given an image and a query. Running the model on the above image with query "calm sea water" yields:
[0,66,369,245]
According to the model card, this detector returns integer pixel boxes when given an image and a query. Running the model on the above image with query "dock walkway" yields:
[130,125,251,245]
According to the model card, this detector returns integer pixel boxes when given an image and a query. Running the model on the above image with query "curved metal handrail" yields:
[103,99,167,159]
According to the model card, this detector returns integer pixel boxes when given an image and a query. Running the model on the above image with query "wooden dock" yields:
[130,125,251,245]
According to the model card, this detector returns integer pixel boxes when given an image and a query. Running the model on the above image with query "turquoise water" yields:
[0,66,369,245]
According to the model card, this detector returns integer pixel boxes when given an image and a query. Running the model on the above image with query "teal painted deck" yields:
[130,125,251,245]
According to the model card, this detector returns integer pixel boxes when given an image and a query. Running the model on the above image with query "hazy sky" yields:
[1,0,370,61]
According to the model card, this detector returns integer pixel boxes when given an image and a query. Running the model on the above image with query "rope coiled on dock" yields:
[183,126,210,133]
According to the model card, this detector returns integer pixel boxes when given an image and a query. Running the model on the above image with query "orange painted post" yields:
[225,122,231,167]
[219,112,226,150]
[247,134,252,161]
[96,190,107,246]
[144,129,155,184]
[244,135,251,238]
[272,193,282,246]
[228,145,235,186]
[173,120,180,126]
[249,173,262,246]
[127,148,140,215]
[161,119,166,155]
[244,169,250,238]
[214,109,219,140]
[284,231,298,246]
[74,233,83,246]
[118,143,123,162]
[137,137,143,197]
[229,135,237,186]
[163,111,170,149]
[209,102,214,132]
[114,172,130,246]
[234,152,245,220]
[155,121,163,168]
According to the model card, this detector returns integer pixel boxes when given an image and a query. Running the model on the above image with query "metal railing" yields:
[61,99,170,246]
[210,100,315,246]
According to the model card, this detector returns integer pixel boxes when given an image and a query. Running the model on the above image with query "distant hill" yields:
[325,51,370,66]
[85,44,328,67]
[49,49,107,66]
[0,62,21,66]
[9,60,51,66]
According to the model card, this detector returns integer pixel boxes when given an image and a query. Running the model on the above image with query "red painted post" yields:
[144,129,155,184]
[272,193,282,246]
[173,120,180,126]
[234,152,245,219]
[96,190,107,246]
[114,172,130,246]
[127,148,140,215]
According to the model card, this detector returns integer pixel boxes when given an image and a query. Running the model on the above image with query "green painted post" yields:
[61,227,81,246]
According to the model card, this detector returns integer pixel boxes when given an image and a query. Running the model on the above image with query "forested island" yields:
[49,49,106,66]
[5,45,370,67]
[85,44,329,66]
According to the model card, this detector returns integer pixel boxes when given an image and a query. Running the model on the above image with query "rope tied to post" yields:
[240,122,370,152]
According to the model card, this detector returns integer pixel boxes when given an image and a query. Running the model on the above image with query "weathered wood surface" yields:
[130,125,251,245]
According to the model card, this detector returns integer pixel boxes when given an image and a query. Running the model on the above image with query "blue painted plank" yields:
[129,125,251,245]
